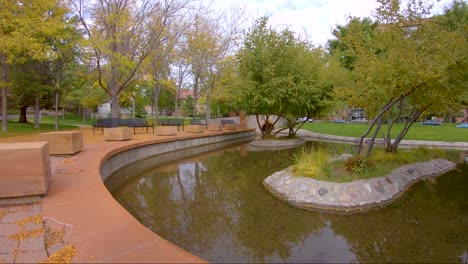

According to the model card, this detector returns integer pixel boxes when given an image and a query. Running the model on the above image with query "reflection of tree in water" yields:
[327,165,468,263]
[204,149,326,263]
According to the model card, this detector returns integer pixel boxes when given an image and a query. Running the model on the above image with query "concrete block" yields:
[155,126,178,136]
[224,124,237,130]
[238,123,248,129]
[0,142,51,198]
[207,124,223,131]
[39,131,83,155]
[103,128,133,141]
[185,125,205,133]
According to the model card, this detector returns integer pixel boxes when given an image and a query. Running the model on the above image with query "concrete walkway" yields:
[0,127,254,263]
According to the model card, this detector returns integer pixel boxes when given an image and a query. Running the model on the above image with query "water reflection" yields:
[112,142,468,263]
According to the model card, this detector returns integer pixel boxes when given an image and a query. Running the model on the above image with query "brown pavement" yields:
[0,126,240,263]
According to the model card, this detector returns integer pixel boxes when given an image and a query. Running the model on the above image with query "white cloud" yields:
[212,0,454,46]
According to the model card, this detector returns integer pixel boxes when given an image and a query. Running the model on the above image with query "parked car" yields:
[421,120,442,126]
[296,117,314,122]
[456,123,468,128]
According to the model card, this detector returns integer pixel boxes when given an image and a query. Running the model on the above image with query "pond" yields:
[107,141,468,263]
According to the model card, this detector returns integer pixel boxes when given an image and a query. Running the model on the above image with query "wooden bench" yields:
[220,119,235,127]
[159,118,185,131]
[221,119,237,130]
[127,118,154,134]
[93,118,124,134]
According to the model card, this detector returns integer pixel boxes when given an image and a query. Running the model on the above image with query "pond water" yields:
[109,141,468,263]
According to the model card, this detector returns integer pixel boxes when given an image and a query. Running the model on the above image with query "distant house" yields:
[96,102,131,118]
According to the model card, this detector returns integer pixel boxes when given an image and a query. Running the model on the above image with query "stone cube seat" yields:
[104,127,133,141]
[155,126,178,136]
[0,142,51,198]
[223,124,237,130]
[238,123,248,129]
[207,124,223,131]
[185,125,205,134]
[39,131,83,155]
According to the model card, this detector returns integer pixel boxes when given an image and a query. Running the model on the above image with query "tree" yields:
[236,17,334,138]
[439,0,468,122]
[1,0,68,131]
[72,0,199,118]
[336,0,467,157]
[181,95,194,116]
[327,17,379,70]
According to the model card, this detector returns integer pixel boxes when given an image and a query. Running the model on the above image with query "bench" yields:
[93,118,124,134]
[220,119,235,127]
[127,118,154,134]
[159,118,185,131]
[191,119,205,125]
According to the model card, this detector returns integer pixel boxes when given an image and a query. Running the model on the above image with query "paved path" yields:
[0,126,247,263]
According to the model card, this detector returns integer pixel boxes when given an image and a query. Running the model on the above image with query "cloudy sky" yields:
[213,0,454,46]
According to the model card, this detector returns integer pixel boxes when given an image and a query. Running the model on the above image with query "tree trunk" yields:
[34,91,40,128]
[83,108,87,122]
[366,116,383,158]
[1,53,8,132]
[464,106,468,123]
[205,91,211,126]
[19,105,28,123]
[54,90,59,130]
[193,75,199,118]
[389,105,430,153]
[111,91,120,118]
[153,84,161,125]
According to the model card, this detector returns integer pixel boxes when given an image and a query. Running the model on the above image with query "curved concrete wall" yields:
[100,130,256,182]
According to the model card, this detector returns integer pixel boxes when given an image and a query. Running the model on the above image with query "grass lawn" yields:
[0,121,79,138]
[301,121,468,142]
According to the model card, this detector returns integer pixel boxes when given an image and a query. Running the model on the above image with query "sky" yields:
[213,0,455,46]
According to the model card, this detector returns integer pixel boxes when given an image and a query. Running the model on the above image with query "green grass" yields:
[292,146,450,182]
[0,121,79,138]
[301,122,468,142]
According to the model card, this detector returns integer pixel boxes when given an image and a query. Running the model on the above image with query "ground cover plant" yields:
[292,146,452,183]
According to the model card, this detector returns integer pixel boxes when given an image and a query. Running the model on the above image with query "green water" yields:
[111,142,468,263]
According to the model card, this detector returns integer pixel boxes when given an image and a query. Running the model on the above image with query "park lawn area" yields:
[301,122,468,142]
[40,113,95,126]
[0,121,79,138]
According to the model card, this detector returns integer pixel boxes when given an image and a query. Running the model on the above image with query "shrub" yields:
[292,147,331,180]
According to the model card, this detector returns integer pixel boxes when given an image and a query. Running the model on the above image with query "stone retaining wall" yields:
[263,159,456,213]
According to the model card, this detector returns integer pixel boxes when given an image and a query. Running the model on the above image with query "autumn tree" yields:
[73,0,200,118]
[336,0,467,157]
[1,0,68,131]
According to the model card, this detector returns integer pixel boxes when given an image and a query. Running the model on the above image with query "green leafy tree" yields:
[438,0,468,122]
[336,0,467,157]
[181,95,195,116]
[1,0,69,131]
[236,17,334,138]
